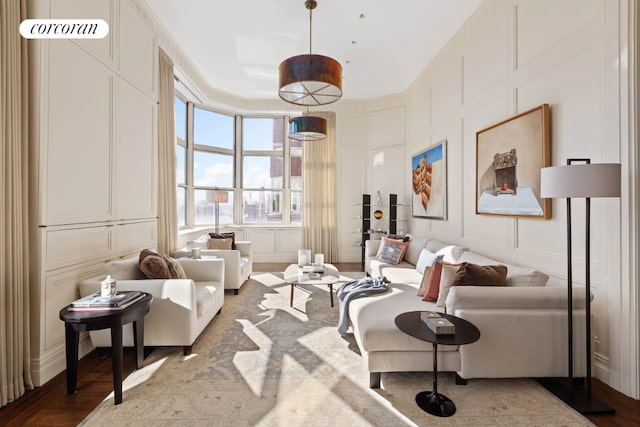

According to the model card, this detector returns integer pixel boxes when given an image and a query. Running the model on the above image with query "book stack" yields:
[420,311,455,335]
[69,290,145,311]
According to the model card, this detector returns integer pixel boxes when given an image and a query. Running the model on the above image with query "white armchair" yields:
[174,240,252,295]
[79,256,225,355]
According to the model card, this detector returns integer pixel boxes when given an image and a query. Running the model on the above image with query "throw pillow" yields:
[164,256,187,279]
[422,261,446,302]
[209,232,236,250]
[451,262,508,287]
[415,248,443,274]
[435,263,462,307]
[138,249,171,279]
[416,265,433,297]
[376,237,409,265]
[207,238,233,250]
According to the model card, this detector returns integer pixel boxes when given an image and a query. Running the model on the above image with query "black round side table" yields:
[395,311,480,417]
[59,293,152,405]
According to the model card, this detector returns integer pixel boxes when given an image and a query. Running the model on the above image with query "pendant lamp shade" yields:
[278,0,342,106]
[289,116,327,141]
[279,54,342,106]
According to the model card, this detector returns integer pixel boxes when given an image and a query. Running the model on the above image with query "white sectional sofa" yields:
[351,236,590,388]
[80,256,225,355]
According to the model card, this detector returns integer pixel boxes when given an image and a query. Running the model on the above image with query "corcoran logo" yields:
[19,19,109,39]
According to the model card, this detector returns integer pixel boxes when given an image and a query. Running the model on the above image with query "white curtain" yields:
[302,112,338,262]
[157,49,178,255]
[0,0,33,407]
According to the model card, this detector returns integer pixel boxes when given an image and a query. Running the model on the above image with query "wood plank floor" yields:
[0,263,637,426]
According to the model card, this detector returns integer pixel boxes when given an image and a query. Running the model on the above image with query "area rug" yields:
[80,272,593,426]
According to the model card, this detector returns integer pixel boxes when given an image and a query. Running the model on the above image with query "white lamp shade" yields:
[540,163,621,198]
[206,190,229,203]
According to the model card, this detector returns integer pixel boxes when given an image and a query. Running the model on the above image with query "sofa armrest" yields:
[445,285,588,314]
[79,278,198,311]
[234,241,252,258]
[364,240,381,258]
[178,258,224,284]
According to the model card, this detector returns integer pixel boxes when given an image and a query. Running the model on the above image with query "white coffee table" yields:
[283,264,340,308]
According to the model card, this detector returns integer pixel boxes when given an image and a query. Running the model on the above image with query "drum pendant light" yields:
[289,115,327,141]
[278,0,342,106]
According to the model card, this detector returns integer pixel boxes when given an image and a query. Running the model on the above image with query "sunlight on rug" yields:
[80,272,593,426]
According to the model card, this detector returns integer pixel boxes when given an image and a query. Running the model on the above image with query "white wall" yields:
[29,0,159,385]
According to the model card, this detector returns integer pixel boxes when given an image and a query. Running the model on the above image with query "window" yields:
[175,96,302,228]
[175,96,187,226]
[242,117,284,223]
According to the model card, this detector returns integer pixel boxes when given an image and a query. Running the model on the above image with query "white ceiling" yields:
[145,0,483,101]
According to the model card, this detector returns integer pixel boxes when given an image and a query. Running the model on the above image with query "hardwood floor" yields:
[1,263,637,426]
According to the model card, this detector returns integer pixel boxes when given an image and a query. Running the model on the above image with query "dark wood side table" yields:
[395,311,480,417]
[59,293,152,405]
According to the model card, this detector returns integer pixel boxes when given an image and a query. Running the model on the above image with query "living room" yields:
[1,0,639,425]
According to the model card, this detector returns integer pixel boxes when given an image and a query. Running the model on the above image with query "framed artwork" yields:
[411,140,447,220]
[475,104,551,218]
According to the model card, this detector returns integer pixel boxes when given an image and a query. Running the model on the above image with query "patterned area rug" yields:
[80,272,593,426]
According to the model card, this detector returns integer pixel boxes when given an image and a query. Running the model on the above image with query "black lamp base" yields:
[537,378,615,415]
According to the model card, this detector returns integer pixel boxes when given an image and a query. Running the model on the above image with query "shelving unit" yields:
[357,193,408,265]
[388,193,408,235]
[360,194,371,265]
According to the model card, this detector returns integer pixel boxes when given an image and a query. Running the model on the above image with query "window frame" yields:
[176,94,302,228]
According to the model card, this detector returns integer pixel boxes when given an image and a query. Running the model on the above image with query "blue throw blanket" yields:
[336,276,390,335]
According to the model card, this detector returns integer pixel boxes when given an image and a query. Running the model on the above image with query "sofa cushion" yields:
[403,235,428,265]
[429,242,467,263]
[457,251,500,265]
[208,238,233,250]
[379,265,422,285]
[415,248,443,274]
[209,232,236,250]
[436,263,462,307]
[416,265,433,297]
[348,283,453,353]
[369,259,414,279]
[458,251,549,287]
[423,261,446,302]
[164,256,187,279]
[452,262,508,287]
[506,265,549,287]
[376,237,409,264]
[139,249,171,279]
[106,257,146,280]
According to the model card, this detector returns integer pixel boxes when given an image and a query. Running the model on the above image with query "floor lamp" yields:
[540,159,620,414]
[207,190,229,234]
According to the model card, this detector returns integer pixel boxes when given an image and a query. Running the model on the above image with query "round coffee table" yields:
[283,263,340,308]
[394,311,480,417]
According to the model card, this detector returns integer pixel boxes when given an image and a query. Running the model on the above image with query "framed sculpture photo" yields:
[475,104,551,219]
[411,140,447,220]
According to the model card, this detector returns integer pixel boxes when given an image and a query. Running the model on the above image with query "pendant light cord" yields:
[308,4,313,54]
